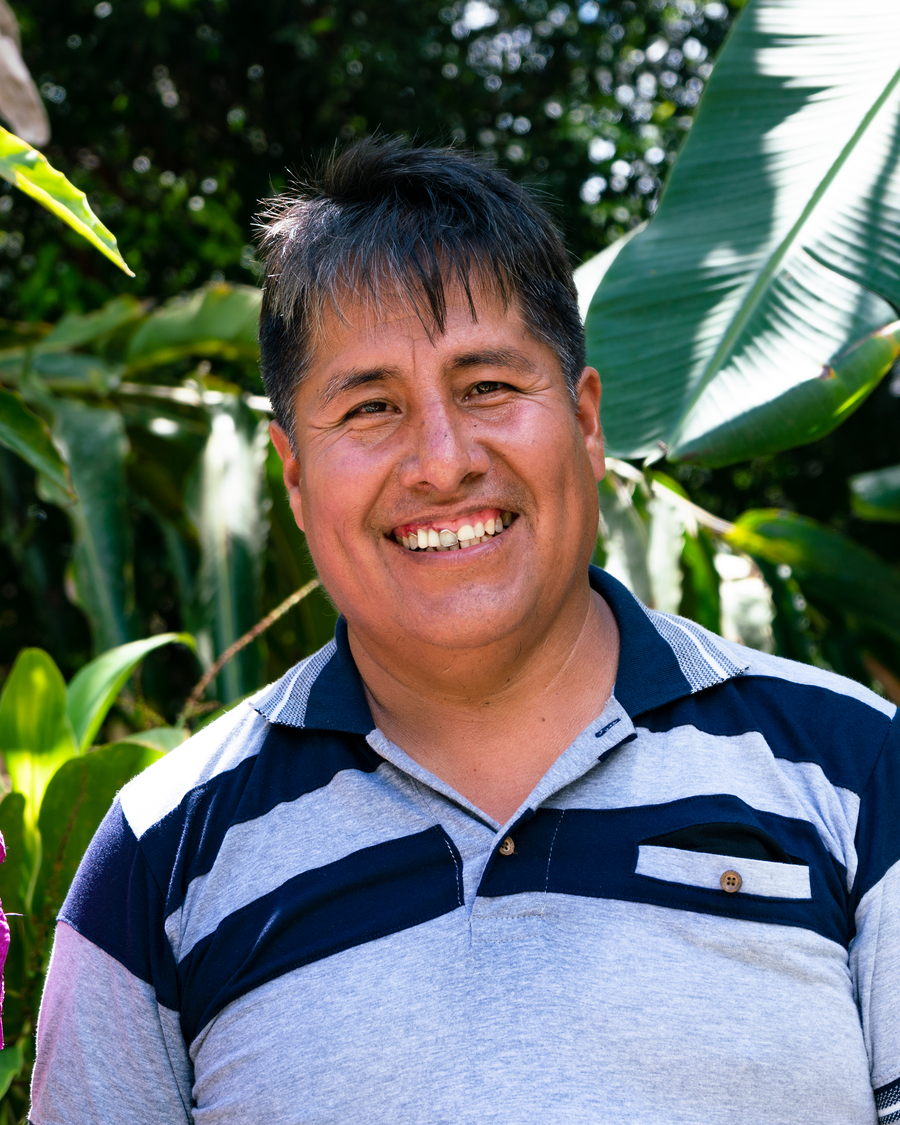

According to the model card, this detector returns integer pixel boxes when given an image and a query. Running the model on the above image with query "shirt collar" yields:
[252,565,748,733]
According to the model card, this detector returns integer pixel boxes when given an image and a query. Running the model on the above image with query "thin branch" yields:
[177,578,321,726]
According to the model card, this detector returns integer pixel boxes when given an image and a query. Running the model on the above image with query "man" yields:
[31,139,900,1123]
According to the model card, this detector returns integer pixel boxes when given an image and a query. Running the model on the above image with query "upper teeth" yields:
[397,511,514,551]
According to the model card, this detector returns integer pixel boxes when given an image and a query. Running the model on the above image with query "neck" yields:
[348,584,620,823]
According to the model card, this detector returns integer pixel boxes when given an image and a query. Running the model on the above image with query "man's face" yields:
[271,281,605,658]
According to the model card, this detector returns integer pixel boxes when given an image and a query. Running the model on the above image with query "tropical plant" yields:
[0,281,336,718]
[0,634,192,1120]
[581,0,900,697]
[2,0,740,321]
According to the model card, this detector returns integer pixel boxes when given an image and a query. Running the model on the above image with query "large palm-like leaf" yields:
[583,0,900,466]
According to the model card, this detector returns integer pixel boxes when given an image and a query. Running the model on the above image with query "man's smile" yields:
[391,508,516,551]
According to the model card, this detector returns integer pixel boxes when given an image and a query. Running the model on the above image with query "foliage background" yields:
[0,0,898,717]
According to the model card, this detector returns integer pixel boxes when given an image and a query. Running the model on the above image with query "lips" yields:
[392,508,515,551]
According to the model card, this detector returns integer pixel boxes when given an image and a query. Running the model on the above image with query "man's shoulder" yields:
[717,632,895,720]
[118,697,272,841]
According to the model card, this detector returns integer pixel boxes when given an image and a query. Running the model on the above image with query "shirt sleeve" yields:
[850,707,900,1119]
[30,801,193,1124]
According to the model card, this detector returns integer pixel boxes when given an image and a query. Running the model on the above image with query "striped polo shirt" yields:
[31,567,900,1125]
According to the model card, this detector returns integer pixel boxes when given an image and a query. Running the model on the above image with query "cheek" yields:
[300,442,392,540]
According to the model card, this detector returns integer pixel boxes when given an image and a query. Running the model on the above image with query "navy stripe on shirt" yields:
[59,801,181,1012]
[480,796,851,946]
[140,728,383,919]
[638,677,893,796]
[176,825,465,1044]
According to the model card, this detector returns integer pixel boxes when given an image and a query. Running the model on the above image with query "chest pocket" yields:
[635,821,811,900]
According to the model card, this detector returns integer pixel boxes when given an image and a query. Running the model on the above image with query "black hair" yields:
[255,136,586,443]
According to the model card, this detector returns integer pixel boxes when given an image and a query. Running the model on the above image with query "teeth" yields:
[399,512,514,552]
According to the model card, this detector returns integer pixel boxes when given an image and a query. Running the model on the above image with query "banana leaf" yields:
[584,0,900,466]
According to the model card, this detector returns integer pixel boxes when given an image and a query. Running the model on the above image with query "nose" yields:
[399,398,489,493]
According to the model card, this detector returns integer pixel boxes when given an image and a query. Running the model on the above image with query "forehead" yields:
[305,275,536,376]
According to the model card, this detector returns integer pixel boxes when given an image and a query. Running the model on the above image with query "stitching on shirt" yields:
[545,810,565,894]
[442,833,464,907]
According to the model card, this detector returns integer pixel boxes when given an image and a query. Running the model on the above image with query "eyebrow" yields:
[320,347,537,404]
[320,367,400,404]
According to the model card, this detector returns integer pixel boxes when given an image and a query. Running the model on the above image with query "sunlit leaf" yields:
[185,396,269,703]
[66,633,195,753]
[585,0,900,466]
[0,386,72,496]
[34,742,162,930]
[113,725,189,753]
[0,792,25,918]
[0,649,77,829]
[0,125,133,276]
[849,463,900,522]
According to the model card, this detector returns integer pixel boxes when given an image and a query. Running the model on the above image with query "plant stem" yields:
[177,578,321,725]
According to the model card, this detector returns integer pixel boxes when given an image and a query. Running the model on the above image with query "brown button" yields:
[720,870,742,894]
[499,836,516,856]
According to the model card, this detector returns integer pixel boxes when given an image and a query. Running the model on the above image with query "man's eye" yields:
[471,381,504,395]
[351,401,389,417]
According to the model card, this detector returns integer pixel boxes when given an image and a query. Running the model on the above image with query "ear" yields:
[269,421,306,532]
[574,367,605,483]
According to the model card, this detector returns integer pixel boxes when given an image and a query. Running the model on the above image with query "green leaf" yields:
[0,1042,24,1099]
[34,743,162,929]
[40,295,146,350]
[46,399,134,653]
[727,510,900,644]
[113,726,190,753]
[126,283,260,370]
[0,125,133,276]
[0,387,73,497]
[679,531,721,635]
[586,0,900,466]
[0,793,26,920]
[265,443,337,656]
[0,650,77,828]
[849,463,900,522]
[185,397,269,703]
[597,474,652,605]
[66,633,196,753]
[30,351,122,394]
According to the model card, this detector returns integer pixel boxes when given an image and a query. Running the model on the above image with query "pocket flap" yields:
[636,845,811,899]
